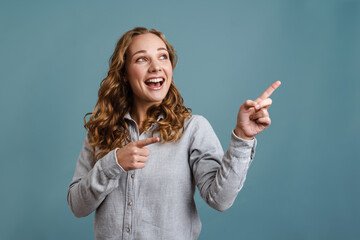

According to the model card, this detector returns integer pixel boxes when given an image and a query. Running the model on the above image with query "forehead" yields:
[128,33,167,53]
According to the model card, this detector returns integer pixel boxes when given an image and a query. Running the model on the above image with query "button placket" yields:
[122,119,139,239]
[123,170,135,239]
[128,172,135,207]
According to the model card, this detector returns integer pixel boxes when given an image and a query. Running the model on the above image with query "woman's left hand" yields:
[234,81,281,140]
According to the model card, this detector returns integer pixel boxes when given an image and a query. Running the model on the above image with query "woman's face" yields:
[126,33,173,108]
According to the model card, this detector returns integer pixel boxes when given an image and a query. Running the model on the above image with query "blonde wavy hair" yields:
[84,27,192,162]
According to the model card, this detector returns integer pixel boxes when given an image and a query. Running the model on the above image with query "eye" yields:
[159,54,168,60]
[135,57,146,62]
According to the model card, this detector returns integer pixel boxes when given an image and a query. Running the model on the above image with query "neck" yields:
[130,101,153,133]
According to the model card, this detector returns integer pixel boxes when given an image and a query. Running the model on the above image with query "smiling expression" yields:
[126,33,173,109]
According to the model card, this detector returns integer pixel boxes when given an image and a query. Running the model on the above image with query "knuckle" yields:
[145,148,151,155]
[129,148,138,155]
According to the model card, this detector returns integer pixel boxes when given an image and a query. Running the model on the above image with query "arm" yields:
[189,116,256,212]
[67,135,126,218]
[191,81,281,211]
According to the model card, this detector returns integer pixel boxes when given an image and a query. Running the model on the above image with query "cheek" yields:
[127,66,141,79]
[127,67,145,89]
[165,64,173,79]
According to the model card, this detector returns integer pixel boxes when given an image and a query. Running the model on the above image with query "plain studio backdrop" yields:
[0,0,359,239]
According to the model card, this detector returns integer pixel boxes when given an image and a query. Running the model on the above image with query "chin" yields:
[147,90,169,103]
[148,96,166,104]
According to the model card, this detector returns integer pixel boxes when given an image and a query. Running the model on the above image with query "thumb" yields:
[243,100,257,110]
[134,137,160,148]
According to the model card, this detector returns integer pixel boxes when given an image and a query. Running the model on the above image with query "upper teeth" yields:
[147,78,163,83]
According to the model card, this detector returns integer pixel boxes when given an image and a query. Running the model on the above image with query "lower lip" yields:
[145,81,165,91]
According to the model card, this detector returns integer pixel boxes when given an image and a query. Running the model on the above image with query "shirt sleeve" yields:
[188,116,257,212]
[67,134,127,218]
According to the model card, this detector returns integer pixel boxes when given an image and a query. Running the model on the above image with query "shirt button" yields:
[126,227,131,233]
[128,201,133,206]
[131,174,135,178]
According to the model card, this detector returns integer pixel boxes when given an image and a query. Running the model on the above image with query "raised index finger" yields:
[255,81,281,103]
[135,137,160,148]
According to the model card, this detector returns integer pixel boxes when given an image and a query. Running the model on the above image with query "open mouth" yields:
[145,78,165,88]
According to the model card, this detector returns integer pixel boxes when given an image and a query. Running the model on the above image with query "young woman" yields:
[67,27,281,240]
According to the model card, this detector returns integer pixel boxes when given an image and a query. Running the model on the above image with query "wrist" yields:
[115,149,128,171]
[234,127,254,140]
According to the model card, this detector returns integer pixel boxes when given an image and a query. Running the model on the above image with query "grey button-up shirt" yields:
[67,114,257,240]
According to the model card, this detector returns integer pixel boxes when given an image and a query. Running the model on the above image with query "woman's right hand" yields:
[116,137,160,171]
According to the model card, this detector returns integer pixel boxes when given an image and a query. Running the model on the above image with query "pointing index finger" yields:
[255,81,281,103]
[135,137,160,148]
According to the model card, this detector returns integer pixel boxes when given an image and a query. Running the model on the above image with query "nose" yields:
[148,59,162,73]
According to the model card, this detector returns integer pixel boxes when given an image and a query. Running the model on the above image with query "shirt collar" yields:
[124,112,164,122]
[124,112,132,121]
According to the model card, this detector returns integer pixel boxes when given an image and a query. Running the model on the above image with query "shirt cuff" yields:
[230,130,257,160]
[231,130,255,145]
[99,148,126,179]
[113,147,126,172]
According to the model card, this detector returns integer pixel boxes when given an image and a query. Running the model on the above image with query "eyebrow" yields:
[131,47,168,58]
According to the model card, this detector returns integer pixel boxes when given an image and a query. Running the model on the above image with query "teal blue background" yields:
[1,0,359,239]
